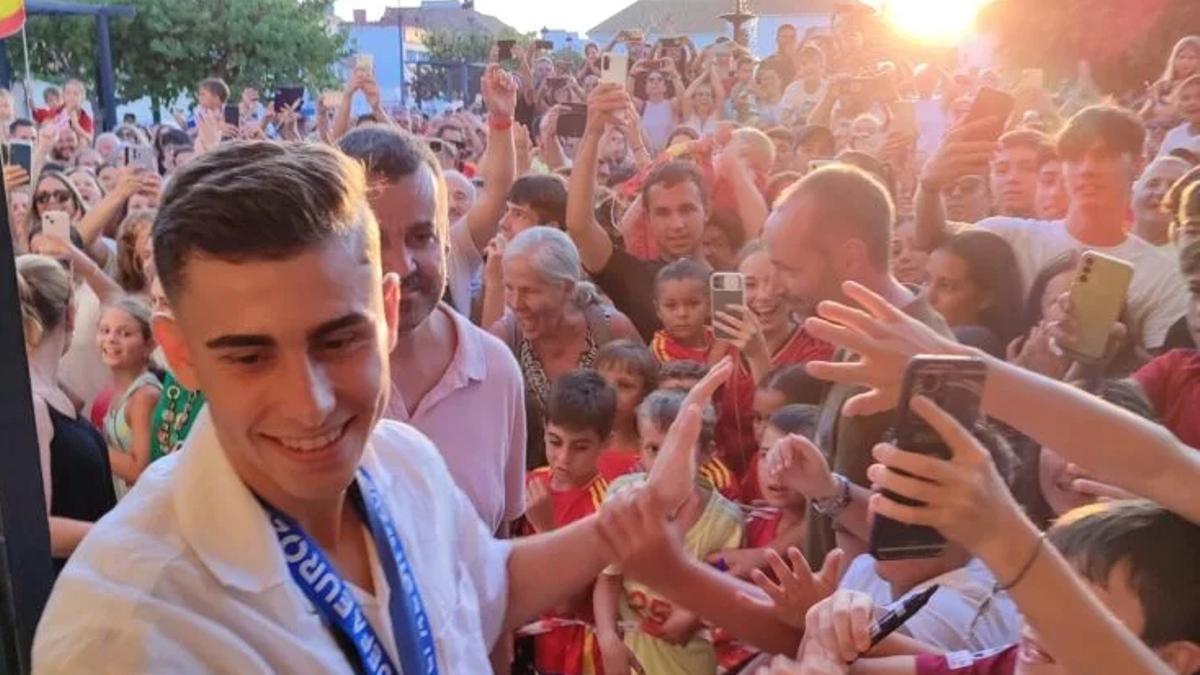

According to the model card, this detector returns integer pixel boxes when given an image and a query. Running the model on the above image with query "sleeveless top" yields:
[498,303,614,468]
[103,371,162,497]
[46,405,117,574]
[682,112,720,136]
[640,99,676,153]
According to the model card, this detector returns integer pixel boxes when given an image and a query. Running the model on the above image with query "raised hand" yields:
[712,305,766,356]
[4,164,29,190]
[482,64,518,118]
[866,395,1026,558]
[919,118,1001,192]
[738,546,844,629]
[585,83,633,138]
[1007,322,1070,380]
[524,476,555,533]
[766,434,839,501]
[803,281,964,416]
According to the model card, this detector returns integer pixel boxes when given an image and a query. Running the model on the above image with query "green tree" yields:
[978,0,1200,94]
[9,0,348,117]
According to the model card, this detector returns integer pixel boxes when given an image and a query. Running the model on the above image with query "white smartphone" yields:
[600,52,629,88]
[1060,250,1133,363]
[710,272,745,341]
[356,53,375,75]
[41,210,71,241]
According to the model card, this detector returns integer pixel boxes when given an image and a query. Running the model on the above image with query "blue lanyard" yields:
[259,468,439,675]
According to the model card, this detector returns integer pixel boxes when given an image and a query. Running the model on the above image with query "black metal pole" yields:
[0,39,11,91]
[0,183,53,675]
[94,11,116,131]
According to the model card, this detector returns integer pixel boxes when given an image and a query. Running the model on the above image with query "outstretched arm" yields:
[463,65,518,253]
[565,84,628,274]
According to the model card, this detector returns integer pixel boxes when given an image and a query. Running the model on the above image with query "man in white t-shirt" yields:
[780,45,828,128]
[920,106,1188,350]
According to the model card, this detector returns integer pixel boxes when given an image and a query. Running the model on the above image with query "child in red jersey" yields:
[518,370,627,675]
[650,258,718,364]
[713,405,818,672]
[593,340,660,478]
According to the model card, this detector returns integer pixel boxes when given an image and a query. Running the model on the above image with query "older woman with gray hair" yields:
[490,226,641,467]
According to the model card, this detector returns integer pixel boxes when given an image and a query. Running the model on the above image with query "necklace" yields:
[155,383,200,455]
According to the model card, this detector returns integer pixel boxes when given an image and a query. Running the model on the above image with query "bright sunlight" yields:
[879,0,992,45]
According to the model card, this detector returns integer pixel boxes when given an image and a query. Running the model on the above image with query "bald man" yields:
[1133,156,1191,249]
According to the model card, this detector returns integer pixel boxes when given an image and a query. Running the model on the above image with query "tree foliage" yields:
[8,0,348,108]
[978,0,1200,94]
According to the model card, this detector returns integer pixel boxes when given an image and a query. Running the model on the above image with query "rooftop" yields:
[345,2,515,36]
[588,0,857,35]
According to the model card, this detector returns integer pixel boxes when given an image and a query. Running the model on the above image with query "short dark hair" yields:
[637,388,717,449]
[198,78,230,104]
[1050,500,1200,647]
[641,160,708,214]
[654,257,711,294]
[1057,106,1144,161]
[339,126,447,239]
[594,339,659,398]
[777,164,894,272]
[9,118,33,134]
[658,359,708,385]
[766,171,804,206]
[546,369,617,439]
[153,142,374,301]
[508,174,569,228]
[795,124,835,152]
[760,363,825,406]
[1181,240,1200,277]
[998,129,1057,168]
[768,403,820,440]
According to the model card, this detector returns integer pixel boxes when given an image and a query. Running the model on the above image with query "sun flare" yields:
[880,0,991,45]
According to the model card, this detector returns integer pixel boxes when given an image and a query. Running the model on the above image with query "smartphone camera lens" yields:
[920,373,940,393]
[1080,274,1089,283]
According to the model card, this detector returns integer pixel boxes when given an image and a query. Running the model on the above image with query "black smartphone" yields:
[9,141,31,174]
[224,104,240,126]
[273,86,305,113]
[546,76,567,89]
[961,86,1015,141]
[497,39,515,61]
[556,103,588,138]
[869,355,987,561]
[535,39,554,52]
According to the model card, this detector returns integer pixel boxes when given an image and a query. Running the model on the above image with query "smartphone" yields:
[223,104,239,126]
[870,355,987,561]
[891,100,917,136]
[273,86,305,113]
[9,140,32,174]
[1059,251,1133,363]
[121,143,156,172]
[600,52,629,87]
[546,76,567,89]
[555,103,588,138]
[321,90,343,109]
[355,52,374,75]
[961,86,1015,141]
[535,39,554,52]
[710,272,746,341]
[41,210,71,241]
[497,39,515,61]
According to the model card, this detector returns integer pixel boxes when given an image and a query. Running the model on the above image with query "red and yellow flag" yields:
[0,0,25,40]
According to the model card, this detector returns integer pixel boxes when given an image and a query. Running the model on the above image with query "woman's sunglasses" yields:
[35,190,73,206]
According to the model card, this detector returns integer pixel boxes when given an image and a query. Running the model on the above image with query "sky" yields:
[333,0,640,35]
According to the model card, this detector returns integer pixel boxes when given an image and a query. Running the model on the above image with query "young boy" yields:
[658,360,709,391]
[650,258,716,365]
[1131,240,1200,448]
[520,369,627,675]
[594,339,660,477]
[594,389,745,675]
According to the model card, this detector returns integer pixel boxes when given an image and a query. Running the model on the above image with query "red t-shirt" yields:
[699,456,741,502]
[521,468,612,675]
[1132,349,1200,448]
[650,328,715,365]
[597,450,641,480]
[714,326,834,478]
[36,105,95,135]
[916,645,1017,675]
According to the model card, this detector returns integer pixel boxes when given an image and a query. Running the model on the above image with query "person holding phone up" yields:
[630,55,684,153]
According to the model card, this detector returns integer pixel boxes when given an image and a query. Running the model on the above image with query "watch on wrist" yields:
[811,473,851,517]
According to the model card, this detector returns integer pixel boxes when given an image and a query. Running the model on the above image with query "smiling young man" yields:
[566,83,710,340]
[29,142,669,673]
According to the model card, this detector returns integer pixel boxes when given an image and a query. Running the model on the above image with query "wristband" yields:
[489,115,514,131]
[811,473,851,517]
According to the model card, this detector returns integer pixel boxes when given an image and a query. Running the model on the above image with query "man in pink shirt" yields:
[339,121,526,536]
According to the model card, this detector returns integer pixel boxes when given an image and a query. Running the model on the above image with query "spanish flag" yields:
[0,0,24,41]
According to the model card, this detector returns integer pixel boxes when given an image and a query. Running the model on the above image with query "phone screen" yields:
[555,104,588,138]
[224,105,240,126]
[9,142,32,174]
[870,356,986,560]
[962,87,1015,141]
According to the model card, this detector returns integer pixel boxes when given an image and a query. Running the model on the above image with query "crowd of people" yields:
[9,7,1200,675]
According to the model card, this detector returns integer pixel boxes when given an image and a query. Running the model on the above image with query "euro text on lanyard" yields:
[260,468,439,675]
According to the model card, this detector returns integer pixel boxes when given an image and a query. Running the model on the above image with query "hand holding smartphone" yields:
[1058,251,1133,363]
[600,52,629,88]
[961,86,1015,141]
[710,273,746,340]
[870,355,987,560]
